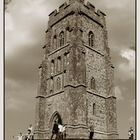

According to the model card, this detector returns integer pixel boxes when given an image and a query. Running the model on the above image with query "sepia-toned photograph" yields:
[5,0,135,139]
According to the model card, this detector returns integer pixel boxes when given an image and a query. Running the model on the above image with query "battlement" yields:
[48,2,70,19]
[84,2,106,17]
[59,2,69,11]
[49,9,58,17]
[84,2,106,16]
[48,0,106,28]
[86,2,95,12]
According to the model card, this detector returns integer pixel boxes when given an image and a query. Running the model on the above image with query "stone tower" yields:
[34,0,118,139]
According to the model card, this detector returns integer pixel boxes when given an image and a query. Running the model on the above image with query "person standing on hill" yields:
[128,127,134,140]
[88,125,94,139]
[62,124,66,139]
[27,124,34,140]
[13,132,23,140]
[28,124,33,134]
[58,123,64,139]
[50,121,59,139]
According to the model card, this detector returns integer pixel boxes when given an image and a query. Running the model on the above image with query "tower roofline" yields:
[48,1,106,28]
[49,1,106,18]
[69,0,85,4]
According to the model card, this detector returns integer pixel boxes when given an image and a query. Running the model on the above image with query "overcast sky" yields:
[5,0,135,139]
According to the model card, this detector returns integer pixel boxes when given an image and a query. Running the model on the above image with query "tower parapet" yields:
[48,1,106,28]
[69,0,85,4]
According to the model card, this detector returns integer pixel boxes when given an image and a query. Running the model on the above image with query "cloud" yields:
[5,0,48,56]
[5,79,26,111]
[5,0,68,57]
[5,45,42,84]
[115,86,124,101]
[88,0,135,48]
[98,0,129,9]
[6,78,20,89]
[118,48,135,81]
[86,0,130,8]
[5,78,36,112]
[6,97,26,111]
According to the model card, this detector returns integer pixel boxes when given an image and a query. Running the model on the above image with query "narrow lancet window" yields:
[59,31,64,47]
[50,76,54,93]
[53,35,57,49]
[51,59,54,74]
[91,77,95,90]
[93,103,96,115]
[88,31,94,47]
[56,77,61,90]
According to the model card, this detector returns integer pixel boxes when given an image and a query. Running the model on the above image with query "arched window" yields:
[91,77,95,90]
[50,111,62,131]
[88,31,94,47]
[51,59,54,74]
[56,77,61,90]
[59,31,64,47]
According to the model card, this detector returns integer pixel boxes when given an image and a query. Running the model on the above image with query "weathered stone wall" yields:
[35,0,118,139]
[48,1,105,29]
[44,92,68,138]
[105,58,115,97]
[34,97,46,139]
[106,97,118,134]
[45,47,70,96]
[87,94,118,139]
[44,86,87,139]
[81,16,106,55]
[82,14,110,97]
[87,93,107,137]
[34,60,48,139]
[85,47,108,97]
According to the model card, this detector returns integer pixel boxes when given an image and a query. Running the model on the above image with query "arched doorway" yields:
[50,111,62,130]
